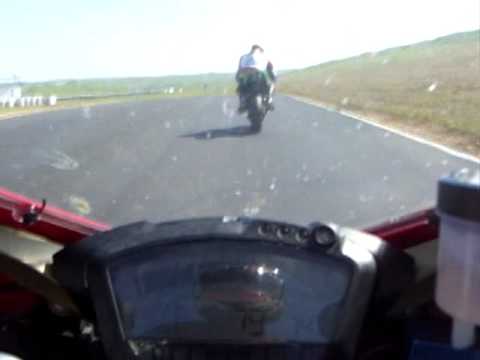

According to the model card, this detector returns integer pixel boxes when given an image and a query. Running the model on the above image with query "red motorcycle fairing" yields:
[0,187,110,314]
[366,208,439,249]
[0,187,110,245]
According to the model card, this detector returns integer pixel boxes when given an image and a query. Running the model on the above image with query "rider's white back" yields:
[239,50,268,71]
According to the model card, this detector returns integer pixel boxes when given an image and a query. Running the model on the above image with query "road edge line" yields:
[290,95,480,164]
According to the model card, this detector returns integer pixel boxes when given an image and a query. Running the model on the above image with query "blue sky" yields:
[1,0,478,81]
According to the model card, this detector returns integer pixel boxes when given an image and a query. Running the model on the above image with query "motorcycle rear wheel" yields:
[247,95,266,133]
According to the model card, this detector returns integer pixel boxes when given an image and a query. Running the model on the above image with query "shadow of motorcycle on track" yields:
[179,126,257,140]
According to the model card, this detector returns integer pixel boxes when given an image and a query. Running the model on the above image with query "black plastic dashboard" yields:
[52,217,415,360]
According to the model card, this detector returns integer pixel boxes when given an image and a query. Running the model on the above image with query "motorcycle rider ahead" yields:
[236,45,276,114]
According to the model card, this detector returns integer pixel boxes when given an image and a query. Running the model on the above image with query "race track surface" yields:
[0,96,474,230]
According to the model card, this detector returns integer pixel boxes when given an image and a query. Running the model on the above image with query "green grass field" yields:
[1,73,235,119]
[279,30,480,154]
[22,73,234,97]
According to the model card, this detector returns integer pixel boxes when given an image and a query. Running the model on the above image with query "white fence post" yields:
[47,95,57,106]
[16,98,26,107]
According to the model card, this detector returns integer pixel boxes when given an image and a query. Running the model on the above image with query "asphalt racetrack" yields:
[0,95,475,230]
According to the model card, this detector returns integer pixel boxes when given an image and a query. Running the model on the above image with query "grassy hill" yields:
[280,30,480,154]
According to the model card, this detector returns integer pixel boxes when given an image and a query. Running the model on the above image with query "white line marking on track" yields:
[292,96,480,164]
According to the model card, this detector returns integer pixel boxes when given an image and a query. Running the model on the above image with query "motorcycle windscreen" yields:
[109,241,353,344]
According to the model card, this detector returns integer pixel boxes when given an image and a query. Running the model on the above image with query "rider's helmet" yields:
[251,44,264,53]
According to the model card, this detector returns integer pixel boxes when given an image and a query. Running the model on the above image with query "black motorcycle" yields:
[238,72,272,132]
